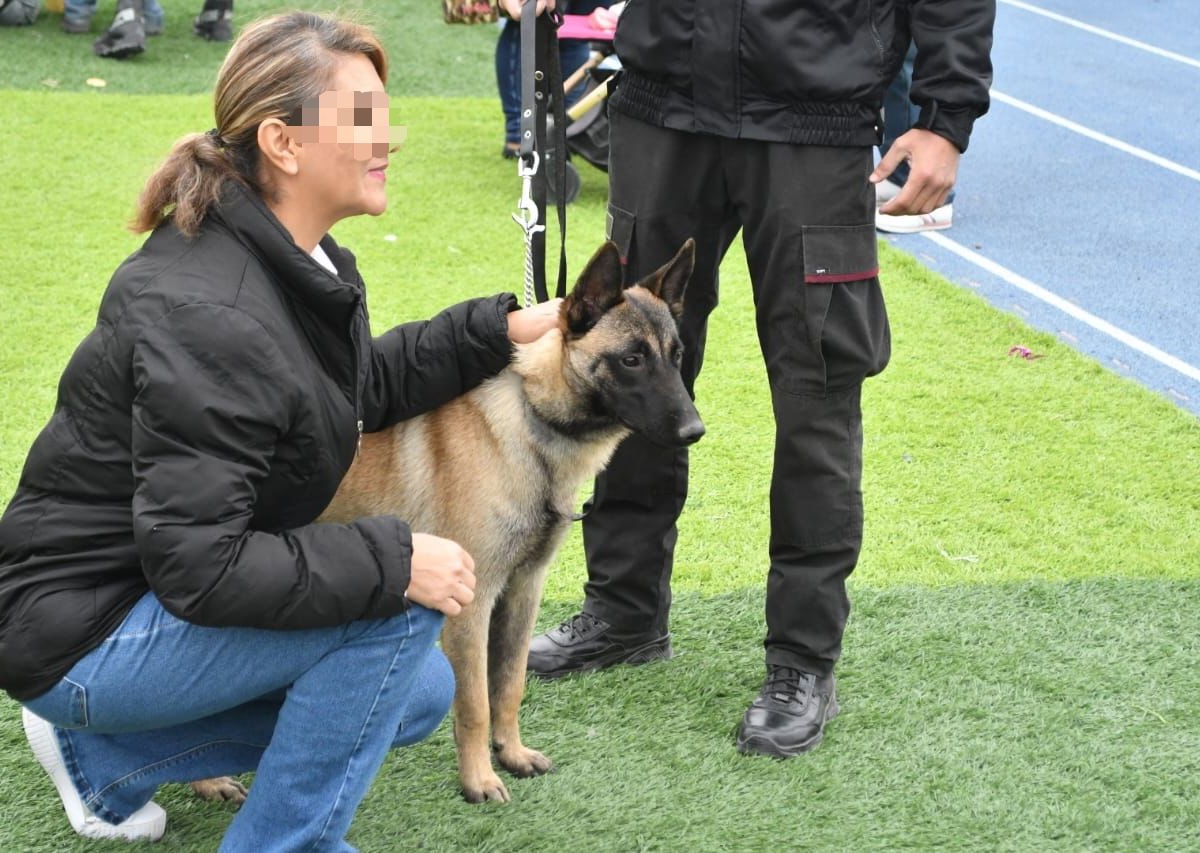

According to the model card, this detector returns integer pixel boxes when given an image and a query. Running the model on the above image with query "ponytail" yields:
[130,130,255,236]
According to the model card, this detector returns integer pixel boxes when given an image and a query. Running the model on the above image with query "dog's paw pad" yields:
[497,746,553,778]
[462,775,511,804]
[190,776,248,803]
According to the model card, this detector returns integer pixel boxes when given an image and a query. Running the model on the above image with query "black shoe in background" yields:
[62,16,92,33]
[193,0,233,42]
[92,0,145,59]
[527,612,672,679]
[736,666,840,757]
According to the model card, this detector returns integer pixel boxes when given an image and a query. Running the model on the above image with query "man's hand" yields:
[871,128,959,216]
[498,0,556,19]
[407,533,476,616]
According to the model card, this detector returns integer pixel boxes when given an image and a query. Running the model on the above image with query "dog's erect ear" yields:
[564,241,625,337]
[635,238,694,319]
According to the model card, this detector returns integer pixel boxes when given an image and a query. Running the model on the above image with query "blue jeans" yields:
[21,591,453,852]
[64,0,165,30]
[881,42,956,204]
[495,19,592,145]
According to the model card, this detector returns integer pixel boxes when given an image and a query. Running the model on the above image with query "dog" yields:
[319,238,703,803]
[188,239,702,805]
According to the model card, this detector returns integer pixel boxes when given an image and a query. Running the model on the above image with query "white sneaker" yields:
[873,178,903,208]
[875,202,954,234]
[22,708,167,842]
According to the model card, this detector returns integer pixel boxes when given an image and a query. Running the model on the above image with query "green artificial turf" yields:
[0,0,502,97]
[1,3,1199,851]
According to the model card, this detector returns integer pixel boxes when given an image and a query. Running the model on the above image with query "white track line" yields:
[990,90,1200,183]
[999,0,1200,70]
[920,231,1200,384]
[937,2,1200,388]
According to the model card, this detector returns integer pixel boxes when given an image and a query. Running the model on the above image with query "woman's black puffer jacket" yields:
[0,184,518,701]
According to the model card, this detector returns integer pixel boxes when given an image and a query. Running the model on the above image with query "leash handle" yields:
[516,0,541,164]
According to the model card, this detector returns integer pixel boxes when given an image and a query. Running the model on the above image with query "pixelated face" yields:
[282,53,401,222]
[286,88,407,161]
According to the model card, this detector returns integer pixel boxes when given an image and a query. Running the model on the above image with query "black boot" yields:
[736,666,839,757]
[526,612,671,679]
[92,0,145,59]
[193,0,233,42]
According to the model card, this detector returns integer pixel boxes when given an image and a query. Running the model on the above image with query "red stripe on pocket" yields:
[804,266,879,284]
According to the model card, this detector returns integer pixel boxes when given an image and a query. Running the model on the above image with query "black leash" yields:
[512,1,569,305]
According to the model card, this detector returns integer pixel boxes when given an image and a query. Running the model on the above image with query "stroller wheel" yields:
[546,158,582,205]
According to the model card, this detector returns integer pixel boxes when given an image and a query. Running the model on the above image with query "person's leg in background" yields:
[875,41,956,233]
[557,36,592,109]
[60,0,95,31]
[21,591,452,848]
[495,19,601,159]
[495,19,522,157]
[0,0,41,26]
[877,42,919,200]
[141,0,162,34]
[60,0,158,35]
[91,0,145,58]
[527,112,740,677]
[193,0,234,43]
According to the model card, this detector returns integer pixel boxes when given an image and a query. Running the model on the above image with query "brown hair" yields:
[131,11,388,236]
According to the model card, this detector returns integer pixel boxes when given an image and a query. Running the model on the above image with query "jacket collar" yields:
[207,182,363,317]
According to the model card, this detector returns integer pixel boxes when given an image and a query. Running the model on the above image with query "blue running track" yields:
[880,0,1200,416]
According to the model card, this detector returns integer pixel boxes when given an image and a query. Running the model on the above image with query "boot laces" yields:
[764,666,812,703]
[560,612,604,641]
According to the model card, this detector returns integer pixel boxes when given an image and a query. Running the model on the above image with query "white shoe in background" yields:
[874,178,903,208]
[875,202,954,234]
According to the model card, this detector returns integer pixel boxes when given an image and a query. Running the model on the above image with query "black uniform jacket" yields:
[0,184,518,701]
[609,0,995,152]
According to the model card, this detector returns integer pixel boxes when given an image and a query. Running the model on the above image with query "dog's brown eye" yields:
[621,354,642,368]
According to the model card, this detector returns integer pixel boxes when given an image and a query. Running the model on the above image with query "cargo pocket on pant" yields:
[784,223,885,395]
[606,203,635,262]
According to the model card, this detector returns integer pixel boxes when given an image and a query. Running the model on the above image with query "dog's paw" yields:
[495,745,553,779]
[190,776,248,803]
[461,770,511,804]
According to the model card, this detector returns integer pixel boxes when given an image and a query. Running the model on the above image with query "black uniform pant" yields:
[581,112,891,677]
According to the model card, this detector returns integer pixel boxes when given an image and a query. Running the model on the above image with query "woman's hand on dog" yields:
[407,533,477,616]
[507,298,563,344]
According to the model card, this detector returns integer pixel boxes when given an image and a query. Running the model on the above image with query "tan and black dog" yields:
[317,238,704,803]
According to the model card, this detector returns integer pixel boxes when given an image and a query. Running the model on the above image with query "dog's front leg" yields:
[488,565,553,779]
[441,613,510,804]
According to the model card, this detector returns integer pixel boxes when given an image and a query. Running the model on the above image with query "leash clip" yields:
[512,152,545,239]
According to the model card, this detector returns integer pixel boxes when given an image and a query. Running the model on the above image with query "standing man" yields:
[527,0,995,757]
